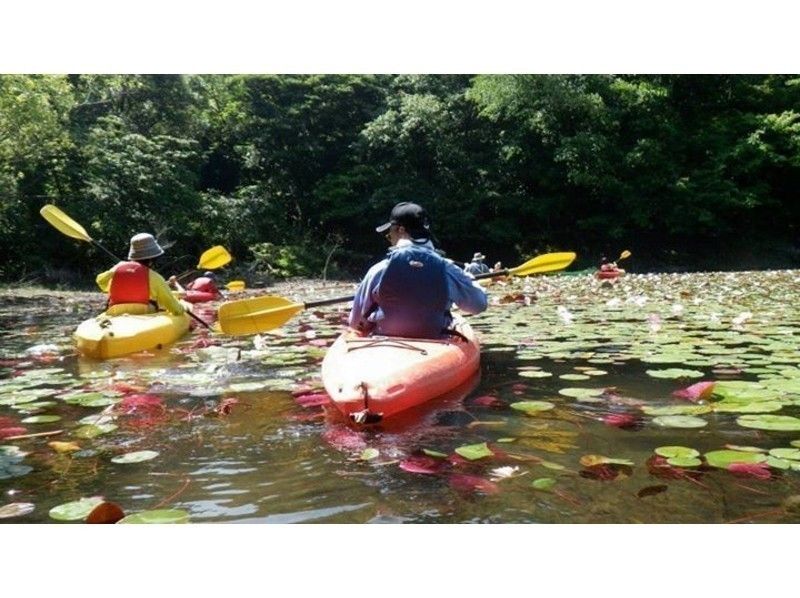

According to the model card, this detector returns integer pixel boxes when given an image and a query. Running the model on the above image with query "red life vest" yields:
[108,261,150,306]
[187,277,218,295]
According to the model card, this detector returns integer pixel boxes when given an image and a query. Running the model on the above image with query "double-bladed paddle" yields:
[174,246,232,282]
[217,251,577,336]
[39,204,212,330]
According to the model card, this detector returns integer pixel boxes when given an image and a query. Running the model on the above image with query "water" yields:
[2,272,800,523]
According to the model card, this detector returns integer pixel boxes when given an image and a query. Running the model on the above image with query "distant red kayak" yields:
[596,268,625,280]
[183,290,218,303]
[321,318,480,423]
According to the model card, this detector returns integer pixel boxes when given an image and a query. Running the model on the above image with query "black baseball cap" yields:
[375,202,431,237]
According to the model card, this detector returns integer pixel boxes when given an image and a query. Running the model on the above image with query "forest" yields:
[1,74,799,285]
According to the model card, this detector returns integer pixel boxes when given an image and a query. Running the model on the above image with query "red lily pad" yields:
[602,413,639,428]
[116,394,164,415]
[86,501,126,524]
[448,474,500,494]
[295,393,331,407]
[672,381,716,402]
[471,395,505,408]
[0,427,27,439]
[728,462,772,479]
[399,455,445,474]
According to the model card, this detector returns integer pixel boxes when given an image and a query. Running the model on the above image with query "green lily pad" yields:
[518,370,553,378]
[360,448,379,461]
[768,448,800,461]
[704,450,767,469]
[0,502,35,519]
[737,414,800,432]
[558,387,605,399]
[422,449,448,458]
[540,461,566,471]
[559,373,590,381]
[510,400,555,414]
[767,456,793,470]
[117,509,190,524]
[642,405,712,416]
[713,401,783,414]
[666,456,702,467]
[652,415,708,428]
[49,497,104,521]
[454,442,494,461]
[655,446,700,459]
[646,369,705,379]
[531,477,557,492]
[74,423,118,438]
[20,414,61,424]
[111,450,159,464]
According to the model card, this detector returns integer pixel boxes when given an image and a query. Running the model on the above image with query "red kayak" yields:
[183,290,219,303]
[596,268,625,280]
[321,317,480,423]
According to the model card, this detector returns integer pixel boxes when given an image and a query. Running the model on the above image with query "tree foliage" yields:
[1,74,799,284]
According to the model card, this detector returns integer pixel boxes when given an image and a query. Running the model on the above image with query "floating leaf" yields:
[454,442,494,461]
[666,456,702,468]
[360,448,379,461]
[737,414,800,432]
[86,501,125,524]
[74,423,118,438]
[652,415,707,428]
[49,441,81,453]
[531,477,556,491]
[21,414,61,424]
[646,369,705,379]
[111,450,159,464]
[0,502,35,519]
[49,497,104,521]
[558,387,605,399]
[580,454,634,467]
[422,449,448,458]
[642,404,712,416]
[704,450,767,469]
[518,370,553,378]
[655,446,700,459]
[768,448,800,461]
[728,462,771,479]
[559,373,590,381]
[448,474,499,494]
[399,455,444,474]
[118,509,190,524]
[510,400,555,414]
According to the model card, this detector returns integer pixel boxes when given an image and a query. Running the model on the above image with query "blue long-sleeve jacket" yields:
[348,239,488,335]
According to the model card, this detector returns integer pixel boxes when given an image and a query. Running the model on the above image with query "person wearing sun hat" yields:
[464,251,491,276]
[95,233,185,316]
[349,201,488,339]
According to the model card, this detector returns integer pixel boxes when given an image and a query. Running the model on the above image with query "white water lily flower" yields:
[606,298,621,308]
[489,466,521,481]
[647,314,662,333]
[253,334,268,350]
[671,304,684,316]
[732,311,753,327]
[556,305,573,324]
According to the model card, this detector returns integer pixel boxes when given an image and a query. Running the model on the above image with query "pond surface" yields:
[2,271,800,524]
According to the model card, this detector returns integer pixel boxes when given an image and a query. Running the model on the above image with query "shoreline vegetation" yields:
[2,74,799,286]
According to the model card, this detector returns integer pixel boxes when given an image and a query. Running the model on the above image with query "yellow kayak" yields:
[74,303,191,360]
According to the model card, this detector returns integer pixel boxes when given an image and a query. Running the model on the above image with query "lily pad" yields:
[518,370,553,378]
[531,477,557,492]
[646,369,705,379]
[704,450,767,469]
[74,423,118,438]
[111,450,159,464]
[510,400,555,414]
[559,373,590,381]
[652,415,708,429]
[49,497,104,521]
[360,448,379,461]
[666,456,702,467]
[454,442,494,461]
[737,414,800,432]
[655,446,700,459]
[558,387,605,400]
[20,414,61,424]
[117,509,190,524]
[768,448,800,461]
[0,502,35,519]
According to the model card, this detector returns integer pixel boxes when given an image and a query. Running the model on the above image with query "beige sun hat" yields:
[128,233,164,260]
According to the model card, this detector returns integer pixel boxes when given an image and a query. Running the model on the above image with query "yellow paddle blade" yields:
[217,295,304,336]
[508,252,577,277]
[619,249,632,260]
[40,204,92,243]
[198,245,232,270]
[225,280,246,292]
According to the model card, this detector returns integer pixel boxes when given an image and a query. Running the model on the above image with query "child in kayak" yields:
[169,271,223,301]
[349,202,488,339]
[95,233,185,316]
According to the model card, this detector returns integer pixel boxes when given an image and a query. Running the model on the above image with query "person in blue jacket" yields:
[348,202,488,338]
